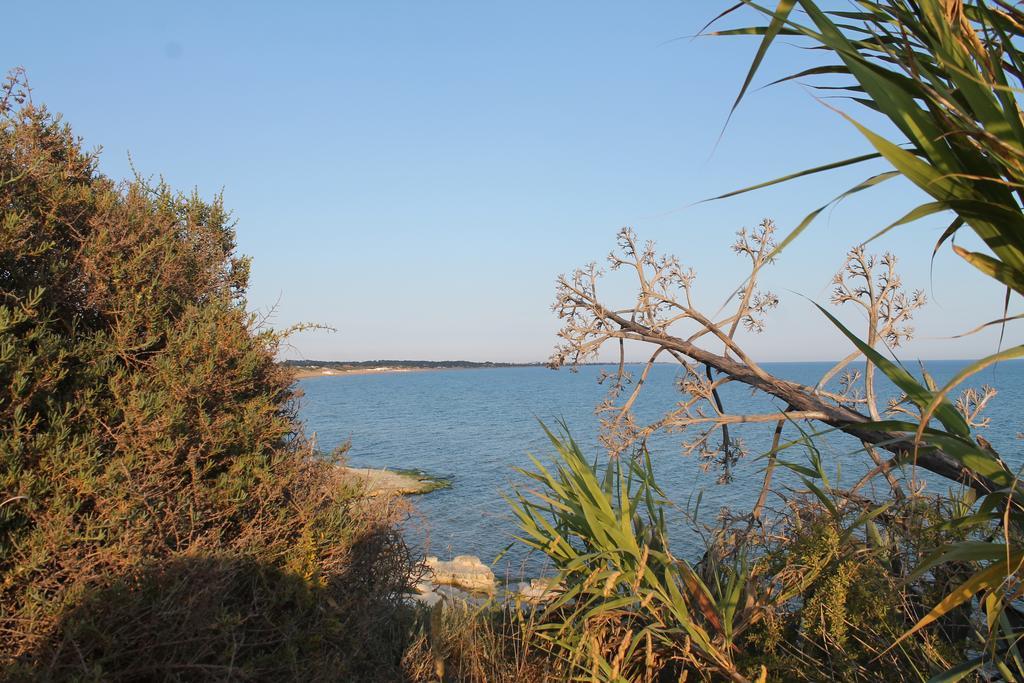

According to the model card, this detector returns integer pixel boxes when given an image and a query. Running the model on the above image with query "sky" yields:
[5,2,1018,363]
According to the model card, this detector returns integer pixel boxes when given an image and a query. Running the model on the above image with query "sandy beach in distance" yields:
[289,366,440,379]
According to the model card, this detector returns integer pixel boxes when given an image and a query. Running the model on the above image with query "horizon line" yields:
[281,357,1020,366]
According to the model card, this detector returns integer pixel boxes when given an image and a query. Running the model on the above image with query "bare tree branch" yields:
[551,222,1005,494]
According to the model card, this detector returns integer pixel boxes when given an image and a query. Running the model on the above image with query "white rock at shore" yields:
[411,581,480,607]
[425,555,496,593]
[412,580,443,607]
[513,578,563,604]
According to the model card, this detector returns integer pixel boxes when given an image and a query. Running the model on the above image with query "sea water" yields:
[297,361,1023,579]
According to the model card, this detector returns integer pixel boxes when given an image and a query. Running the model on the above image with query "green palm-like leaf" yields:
[507,423,749,679]
[710,0,1024,294]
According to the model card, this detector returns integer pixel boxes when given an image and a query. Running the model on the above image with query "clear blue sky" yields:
[5,2,1016,362]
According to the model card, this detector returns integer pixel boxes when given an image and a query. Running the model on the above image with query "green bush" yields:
[509,426,980,682]
[0,70,415,680]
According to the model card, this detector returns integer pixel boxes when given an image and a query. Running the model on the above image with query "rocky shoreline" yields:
[341,466,451,496]
[340,466,557,607]
[411,554,562,607]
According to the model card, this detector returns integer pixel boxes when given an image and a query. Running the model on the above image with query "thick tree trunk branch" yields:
[598,305,999,493]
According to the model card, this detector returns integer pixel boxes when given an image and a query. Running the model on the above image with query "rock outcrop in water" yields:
[410,556,563,608]
[341,467,450,496]
[424,555,496,593]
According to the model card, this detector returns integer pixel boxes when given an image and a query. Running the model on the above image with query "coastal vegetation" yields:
[3,0,1023,681]
[0,70,419,680]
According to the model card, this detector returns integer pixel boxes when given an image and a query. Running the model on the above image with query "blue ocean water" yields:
[297,361,1023,579]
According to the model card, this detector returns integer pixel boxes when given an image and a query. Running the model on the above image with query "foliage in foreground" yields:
[518,215,1020,679]
[508,426,990,682]
[709,2,1024,678]
[0,71,417,680]
[402,599,563,683]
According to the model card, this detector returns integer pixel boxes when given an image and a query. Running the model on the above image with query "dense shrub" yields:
[0,70,416,680]
[507,428,981,682]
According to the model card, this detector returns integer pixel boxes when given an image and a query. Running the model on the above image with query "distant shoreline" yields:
[284,359,545,380]
[285,357,1019,380]
[291,366,446,379]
